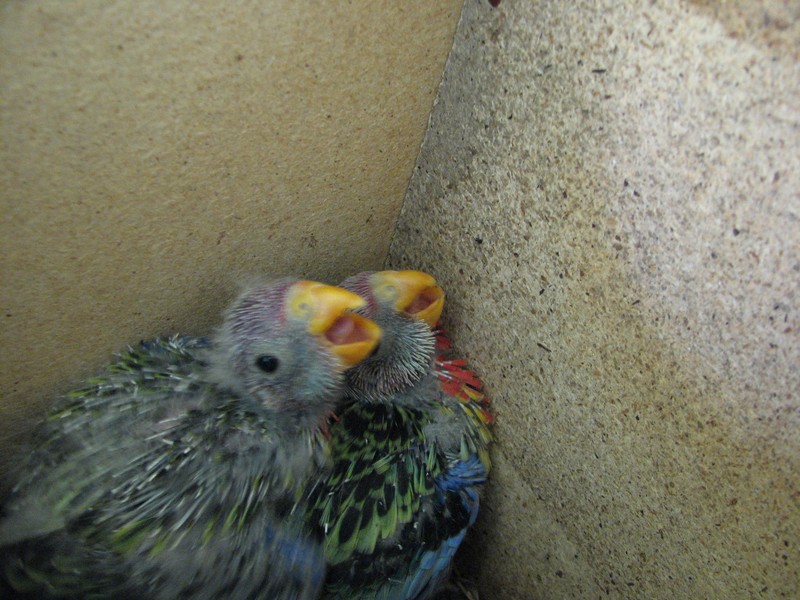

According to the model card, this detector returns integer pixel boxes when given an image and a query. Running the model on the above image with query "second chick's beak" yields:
[374,270,445,328]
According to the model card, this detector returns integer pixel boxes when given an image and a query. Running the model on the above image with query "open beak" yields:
[321,312,382,368]
[375,270,445,328]
[294,282,382,368]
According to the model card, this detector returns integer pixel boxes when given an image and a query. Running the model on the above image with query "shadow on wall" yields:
[387,0,799,597]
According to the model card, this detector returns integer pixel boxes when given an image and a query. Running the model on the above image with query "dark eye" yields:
[255,355,280,373]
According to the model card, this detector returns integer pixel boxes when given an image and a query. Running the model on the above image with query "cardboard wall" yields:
[0,0,462,480]
[387,0,799,597]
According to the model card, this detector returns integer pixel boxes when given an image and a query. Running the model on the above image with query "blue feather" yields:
[312,271,494,600]
[401,454,486,600]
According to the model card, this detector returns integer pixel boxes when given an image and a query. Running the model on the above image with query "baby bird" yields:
[0,278,381,600]
[306,270,493,600]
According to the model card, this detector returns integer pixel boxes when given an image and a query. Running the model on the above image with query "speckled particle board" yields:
[0,0,463,482]
[387,0,799,597]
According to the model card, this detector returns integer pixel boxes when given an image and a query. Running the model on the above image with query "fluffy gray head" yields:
[209,279,343,430]
[341,272,437,407]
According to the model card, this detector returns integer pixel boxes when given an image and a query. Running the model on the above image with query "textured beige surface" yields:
[388,0,799,597]
[0,0,462,480]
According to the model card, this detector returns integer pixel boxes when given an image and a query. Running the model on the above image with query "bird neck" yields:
[344,314,437,408]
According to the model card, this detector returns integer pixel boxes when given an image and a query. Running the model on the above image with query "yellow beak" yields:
[290,281,382,368]
[374,270,445,328]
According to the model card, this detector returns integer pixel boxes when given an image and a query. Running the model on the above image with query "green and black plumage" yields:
[305,270,490,600]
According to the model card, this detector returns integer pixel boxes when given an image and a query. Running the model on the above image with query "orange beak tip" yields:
[374,270,446,328]
[326,313,382,368]
[298,282,367,336]
[409,286,445,328]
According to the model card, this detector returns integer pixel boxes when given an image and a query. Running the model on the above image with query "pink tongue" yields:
[406,293,432,315]
[326,315,357,345]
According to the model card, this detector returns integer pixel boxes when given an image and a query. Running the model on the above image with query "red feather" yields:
[433,323,494,424]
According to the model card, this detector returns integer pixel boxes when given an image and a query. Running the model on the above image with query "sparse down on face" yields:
[213,279,382,422]
[335,271,444,405]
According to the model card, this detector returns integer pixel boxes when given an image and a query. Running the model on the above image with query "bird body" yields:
[0,279,381,599]
[307,271,493,600]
